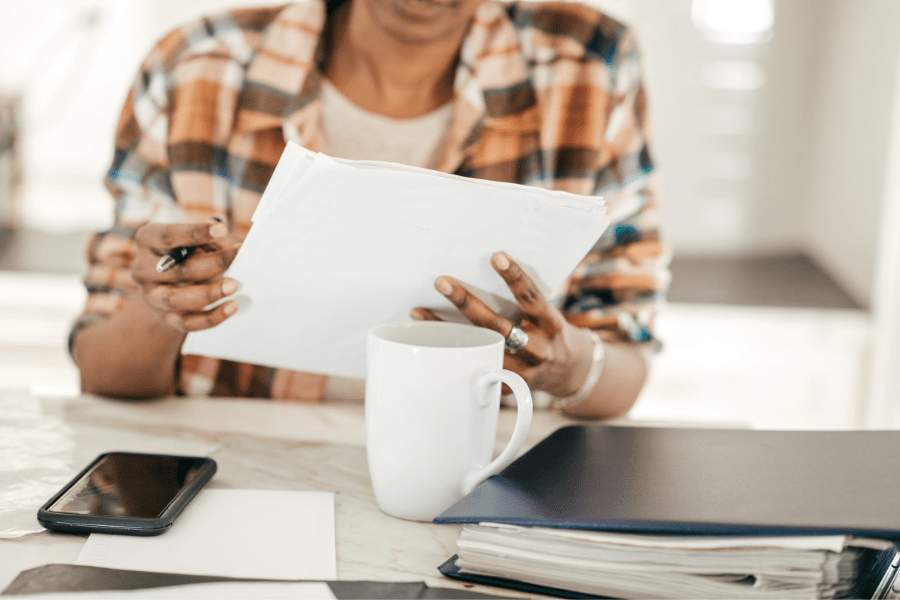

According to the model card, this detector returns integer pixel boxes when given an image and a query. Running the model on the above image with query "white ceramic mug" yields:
[365,321,533,522]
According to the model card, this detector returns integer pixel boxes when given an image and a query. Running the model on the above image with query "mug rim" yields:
[369,321,504,349]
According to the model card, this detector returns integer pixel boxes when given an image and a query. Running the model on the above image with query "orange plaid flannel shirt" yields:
[75,0,670,400]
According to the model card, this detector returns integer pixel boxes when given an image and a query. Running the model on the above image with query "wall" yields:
[0,0,272,231]
[602,0,900,306]
[865,16,900,428]
[748,0,819,253]
[797,0,900,306]
[0,0,148,229]
[604,0,774,255]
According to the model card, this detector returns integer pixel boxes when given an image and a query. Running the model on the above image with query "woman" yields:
[72,0,668,417]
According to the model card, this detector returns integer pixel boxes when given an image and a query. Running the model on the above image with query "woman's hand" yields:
[411,252,595,398]
[131,221,242,332]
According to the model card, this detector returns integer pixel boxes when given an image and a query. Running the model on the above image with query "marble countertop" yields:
[0,393,585,596]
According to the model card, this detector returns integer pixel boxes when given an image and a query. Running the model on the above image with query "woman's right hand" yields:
[131,221,242,332]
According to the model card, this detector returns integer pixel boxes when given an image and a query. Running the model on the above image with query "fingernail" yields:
[221,279,238,295]
[435,279,453,295]
[223,302,237,316]
[410,309,423,320]
[210,223,228,238]
[493,252,510,270]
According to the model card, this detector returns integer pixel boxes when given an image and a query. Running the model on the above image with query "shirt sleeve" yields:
[560,26,671,349]
[69,34,184,353]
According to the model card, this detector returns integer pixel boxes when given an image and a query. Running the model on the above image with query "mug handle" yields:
[462,369,533,495]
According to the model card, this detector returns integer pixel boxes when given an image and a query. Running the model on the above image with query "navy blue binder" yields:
[434,424,900,538]
[433,424,900,599]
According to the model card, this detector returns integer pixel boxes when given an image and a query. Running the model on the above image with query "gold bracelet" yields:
[551,331,605,409]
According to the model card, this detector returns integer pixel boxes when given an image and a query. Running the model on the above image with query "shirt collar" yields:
[436,0,541,171]
[234,1,328,135]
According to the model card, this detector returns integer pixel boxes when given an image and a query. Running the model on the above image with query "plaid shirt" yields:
[77,0,669,400]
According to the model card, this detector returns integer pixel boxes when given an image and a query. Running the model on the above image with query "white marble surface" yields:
[0,393,583,596]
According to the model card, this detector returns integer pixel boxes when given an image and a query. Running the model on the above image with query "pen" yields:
[156,246,196,273]
[155,218,224,273]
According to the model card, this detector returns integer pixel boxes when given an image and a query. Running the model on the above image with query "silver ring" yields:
[504,326,529,354]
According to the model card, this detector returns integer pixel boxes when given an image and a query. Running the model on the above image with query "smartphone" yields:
[37,452,217,536]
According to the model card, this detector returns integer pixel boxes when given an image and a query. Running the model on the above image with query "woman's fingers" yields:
[410,307,442,321]
[432,275,542,366]
[131,221,241,333]
[132,245,240,284]
[434,276,513,338]
[491,252,562,335]
[425,253,589,395]
[132,221,240,286]
[134,221,230,255]
[163,300,238,333]
[144,279,239,313]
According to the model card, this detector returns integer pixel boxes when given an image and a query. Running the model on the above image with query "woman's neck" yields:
[325,0,466,118]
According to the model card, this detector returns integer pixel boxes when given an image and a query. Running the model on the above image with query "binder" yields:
[433,424,900,598]
[435,424,900,536]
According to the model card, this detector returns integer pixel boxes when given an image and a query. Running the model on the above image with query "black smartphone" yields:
[37,452,217,536]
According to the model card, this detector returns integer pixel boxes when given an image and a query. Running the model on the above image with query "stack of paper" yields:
[182,142,609,378]
[453,524,894,599]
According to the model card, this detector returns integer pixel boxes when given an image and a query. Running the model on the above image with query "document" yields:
[76,489,336,580]
[182,143,609,378]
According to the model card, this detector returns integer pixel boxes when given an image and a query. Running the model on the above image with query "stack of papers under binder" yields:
[434,425,900,599]
[449,525,894,599]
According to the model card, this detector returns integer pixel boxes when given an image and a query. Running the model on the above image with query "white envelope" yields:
[182,142,610,379]
[76,489,336,580]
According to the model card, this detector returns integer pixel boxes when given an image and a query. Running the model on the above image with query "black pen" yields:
[156,246,196,272]
[155,218,224,273]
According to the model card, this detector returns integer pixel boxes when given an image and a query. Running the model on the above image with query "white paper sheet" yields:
[182,143,610,378]
[76,489,336,580]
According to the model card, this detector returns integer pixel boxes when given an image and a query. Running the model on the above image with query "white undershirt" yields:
[319,79,453,169]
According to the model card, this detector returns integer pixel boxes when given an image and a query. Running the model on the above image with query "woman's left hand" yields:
[411,252,594,397]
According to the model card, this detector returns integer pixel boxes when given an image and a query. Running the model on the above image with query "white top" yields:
[319,79,453,169]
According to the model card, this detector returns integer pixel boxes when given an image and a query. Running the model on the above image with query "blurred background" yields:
[1,0,898,429]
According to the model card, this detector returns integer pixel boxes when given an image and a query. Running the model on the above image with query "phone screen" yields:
[47,454,210,519]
